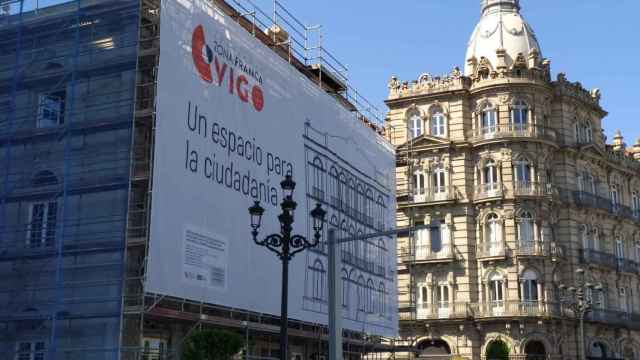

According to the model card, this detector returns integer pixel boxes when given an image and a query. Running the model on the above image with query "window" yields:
[432,167,446,194]
[632,191,640,217]
[510,100,528,131]
[431,112,446,137]
[615,235,625,260]
[311,260,325,301]
[312,157,324,200]
[481,104,497,134]
[430,219,442,253]
[610,184,620,208]
[27,201,57,248]
[413,171,426,196]
[514,158,532,183]
[357,276,365,311]
[620,287,629,313]
[486,214,500,244]
[379,283,386,315]
[16,341,46,360]
[521,270,539,302]
[408,114,422,139]
[636,242,640,262]
[436,283,450,317]
[341,269,349,308]
[367,279,375,313]
[517,211,535,244]
[580,225,594,250]
[37,92,65,128]
[577,121,593,144]
[482,160,499,193]
[488,273,505,310]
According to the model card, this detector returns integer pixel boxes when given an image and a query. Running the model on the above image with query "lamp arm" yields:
[288,234,317,259]
[261,234,285,258]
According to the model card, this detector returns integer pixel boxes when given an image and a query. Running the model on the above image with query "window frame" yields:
[26,201,57,248]
[408,113,423,139]
[431,112,446,137]
[37,92,65,128]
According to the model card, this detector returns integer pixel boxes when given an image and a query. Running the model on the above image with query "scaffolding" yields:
[0,0,393,359]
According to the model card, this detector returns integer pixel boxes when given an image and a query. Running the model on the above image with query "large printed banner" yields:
[148,0,397,335]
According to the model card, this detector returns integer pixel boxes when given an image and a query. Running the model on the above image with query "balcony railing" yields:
[588,309,640,330]
[413,187,457,203]
[477,241,506,259]
[562,191,639,223]
[472,301,562,318]
[513,181,553,197]
[475,183,503,200]
[513,241,564,258]
[400,245,455,263]
[467,124,557,143]
[579,249,618,269]
[415,302,471,319]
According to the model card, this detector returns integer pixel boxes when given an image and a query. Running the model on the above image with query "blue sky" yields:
[248,0,640,145]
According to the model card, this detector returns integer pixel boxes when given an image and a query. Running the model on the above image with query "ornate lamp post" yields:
[248,175,326,360]
[558,268,603,360]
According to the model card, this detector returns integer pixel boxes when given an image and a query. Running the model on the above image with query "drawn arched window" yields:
[481,104,497,135]
[342,269,349,308]
[521,269,539,303]
[431,110,446,137]
[340,220,349,262]
[329,166,339,206]
[377,238,386,275]
[350,225,357,262]
[514,157,532,184]
[311,259,325,301]
[432,166,446,195]
[367,279,375,313]
[365,189,373,225]
[408,113,423,139]
[517,211,535,245]
[357,276,366,311]
[312,157,324,200]
[346,178,355,214]
[338,172,347,210]
[356,184,364,220]
[510,100,529,132]
[379,282,386,315]
[376,196,386,230]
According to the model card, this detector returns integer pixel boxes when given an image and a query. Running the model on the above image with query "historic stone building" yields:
[385,0,640,359]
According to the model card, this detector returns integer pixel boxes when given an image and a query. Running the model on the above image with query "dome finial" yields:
[481,0,520,15]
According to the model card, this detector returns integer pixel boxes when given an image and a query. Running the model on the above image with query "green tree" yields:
[486,340,510,360]
[182,329,244,360]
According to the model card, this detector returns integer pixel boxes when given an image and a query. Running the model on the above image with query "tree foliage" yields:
[182,329,244,360]
[485,340,510,360]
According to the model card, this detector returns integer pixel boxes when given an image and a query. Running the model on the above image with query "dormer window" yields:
[408,114,423,139]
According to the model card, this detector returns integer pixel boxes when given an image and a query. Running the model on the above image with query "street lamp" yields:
[559,268,603,360]
[248,174,326,360]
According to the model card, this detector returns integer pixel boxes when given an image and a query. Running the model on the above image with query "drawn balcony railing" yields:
[413,186,457,203]
[513,181,553,197]
[415,302,471,320]
[477,241,506,260]
[579,249,618,269]
[312,187,325,202]
[467,124,557,143]
[475,183,503,200]
[472,301,562,318]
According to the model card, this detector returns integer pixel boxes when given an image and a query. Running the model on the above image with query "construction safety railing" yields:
[223,0,383,125]
[467,124,557,143]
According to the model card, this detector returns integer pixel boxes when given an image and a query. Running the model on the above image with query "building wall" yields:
[387,62,640,360]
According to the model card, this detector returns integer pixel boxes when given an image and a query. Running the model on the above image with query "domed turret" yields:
[465,0,542,76]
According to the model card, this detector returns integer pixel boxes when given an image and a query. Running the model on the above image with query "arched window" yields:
[355,183,364,218]
[365,189,373,225]
[514,157,532,184]
[485,214,502,255]
[311,259,325,301]
[481,104,498,135]
[376,196,386,231]
[312,157,324,200]
[619,287,629,313]
[517,211,535,245]
[511,100,529,132]
[340,220,350,262]
[432,166,446,195]
[346,178,355,214]
[338,172,347,210]
[521,269,539,303]
[408,113,423,139]
[431,111,446,137]
[610,183,620,208]
[615,233,625,260]
[367,279,375,313]
[377,238,386,275]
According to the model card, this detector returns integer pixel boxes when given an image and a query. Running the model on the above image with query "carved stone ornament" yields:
[499,95,511,105]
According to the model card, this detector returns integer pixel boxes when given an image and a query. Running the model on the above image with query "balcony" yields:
[477,241,506,260]
[513,181,554,198]
[467,124,557,144]
[475,183,503,201]
[513,241,563,258]
[413,187,457,203]
[415,302,471,320]
[579,249,618,269]
[472,301,561,319]
[587,309,640,330]
[400,245,456,264]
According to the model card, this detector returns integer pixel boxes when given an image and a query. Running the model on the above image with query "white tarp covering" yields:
[148,0,397,335]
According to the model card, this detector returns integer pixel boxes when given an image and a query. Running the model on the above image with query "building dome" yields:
[464,0,542,75]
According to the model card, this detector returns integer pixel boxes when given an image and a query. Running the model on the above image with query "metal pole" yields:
[280,256,289,360]
[328,229,343,360]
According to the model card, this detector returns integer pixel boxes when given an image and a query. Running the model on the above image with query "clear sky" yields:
[249,0,640,145]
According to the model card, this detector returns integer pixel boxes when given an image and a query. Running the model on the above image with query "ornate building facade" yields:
[385,0,640,359]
